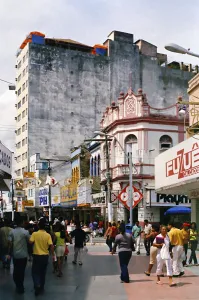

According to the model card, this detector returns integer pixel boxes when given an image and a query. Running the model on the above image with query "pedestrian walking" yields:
[71,222,86,265]
[144,225,160,276]
[189,222,198,265]
[30,218,54,296]
[7,216,30,294]
[112,224,135,283]
[53,222,68,277]
[0,219,12,268]
[143,219,152,256]
[181,223,190,266]
[168,222,184,277]
[104,222,112,252]
[132,221,142,255]
[153,226,176,287]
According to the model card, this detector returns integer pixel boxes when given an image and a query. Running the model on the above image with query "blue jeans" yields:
[118,251,132,283]
[32,255,49,289]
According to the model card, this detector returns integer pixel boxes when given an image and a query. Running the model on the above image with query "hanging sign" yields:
[117,185,143,210]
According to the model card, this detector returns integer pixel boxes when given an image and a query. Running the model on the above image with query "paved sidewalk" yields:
[0,245,199,300]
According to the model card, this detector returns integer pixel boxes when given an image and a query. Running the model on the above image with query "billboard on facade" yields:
[39,187,49,206]
[155,136,199,195]
[77,179,92,207]
[60,183,77,207]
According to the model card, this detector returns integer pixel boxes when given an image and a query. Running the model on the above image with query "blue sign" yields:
[39,188,49,206]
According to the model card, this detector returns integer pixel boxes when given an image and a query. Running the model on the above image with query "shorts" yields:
[55,245,65,257]
[150,246,157,265]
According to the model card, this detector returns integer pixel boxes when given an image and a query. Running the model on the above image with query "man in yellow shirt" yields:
[30,218,54,296]
[168,222,184,277]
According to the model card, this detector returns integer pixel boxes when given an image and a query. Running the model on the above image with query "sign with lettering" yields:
[92,192,106,207]
[155,137,199,193]
[39,187,49,206]
[0,142,12,176]
[149,190,191,207]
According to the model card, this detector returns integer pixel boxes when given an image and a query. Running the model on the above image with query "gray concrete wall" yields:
[27,34,194,159]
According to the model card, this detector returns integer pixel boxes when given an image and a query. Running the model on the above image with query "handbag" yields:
[160,244,170,260]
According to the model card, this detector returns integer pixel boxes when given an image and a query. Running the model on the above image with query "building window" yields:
[18,74,21,82]
[16,142,21,149]
[90,157,93,177]
[22,110,25,118]
[22,138,25,146]
[28,189,33,197]
[26,94,28,102]
[22,97,25,105]
[26,80,28,88]
[22,152,27,160]
[17,61,21,69]
[23,69,25,77]
[159,135,173,152]
[26,108,28,115]
[125,134,138,164]
[16,155,21,163]
[26,65,28,73]
[22,125,25,132]
[22,167,26,175]
[26,51,29,59]
[16,169,21,177]
[17,114,21,122]
[17,101,21,109]
[22,83,25,91]
[98,154,100,176]
[17,128,21,135]
[25,123,27,130]
[23,56,25,63]
[25,137,27,144]
[18,88,21,96]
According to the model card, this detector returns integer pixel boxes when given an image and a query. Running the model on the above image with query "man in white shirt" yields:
[144,219,152,256]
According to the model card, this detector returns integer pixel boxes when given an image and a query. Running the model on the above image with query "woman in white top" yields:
[153,226,176,287]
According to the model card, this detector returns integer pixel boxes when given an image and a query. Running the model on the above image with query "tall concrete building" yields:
[14,30,195,177]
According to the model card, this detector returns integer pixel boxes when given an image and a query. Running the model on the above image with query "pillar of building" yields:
[191,199,199,224]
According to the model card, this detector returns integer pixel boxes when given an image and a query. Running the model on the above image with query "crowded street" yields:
[1,243,199,300]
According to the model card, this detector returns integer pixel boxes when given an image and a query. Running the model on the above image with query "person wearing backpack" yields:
[53,222,67,277]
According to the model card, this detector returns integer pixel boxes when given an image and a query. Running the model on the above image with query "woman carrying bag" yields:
[153,226,176,287]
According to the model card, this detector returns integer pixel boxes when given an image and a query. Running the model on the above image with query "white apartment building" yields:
[96,88,191,225]
[15,40,30,177]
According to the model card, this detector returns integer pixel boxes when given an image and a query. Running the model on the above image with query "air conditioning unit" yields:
[15,117,17,120]
[15,65,17,68]
[15,78,17,82]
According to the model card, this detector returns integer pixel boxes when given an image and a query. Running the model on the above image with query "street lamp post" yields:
[165,43,199,58]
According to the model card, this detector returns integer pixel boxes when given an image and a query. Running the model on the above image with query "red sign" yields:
[117,185,143,210]
[166,142,199,180]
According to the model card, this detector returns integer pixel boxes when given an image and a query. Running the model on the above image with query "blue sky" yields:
[0,0,199,94]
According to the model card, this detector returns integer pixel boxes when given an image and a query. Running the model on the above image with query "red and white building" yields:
[97,88,190,224]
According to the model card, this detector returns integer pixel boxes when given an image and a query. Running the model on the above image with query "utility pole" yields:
[105,135,112,223]
[129,154,133,226]
[48,160,52,222]
[11,179,14,221]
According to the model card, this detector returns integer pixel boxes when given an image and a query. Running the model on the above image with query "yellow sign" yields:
[23,172,35,178]
[60,183,77,202]
[23,200,34,207]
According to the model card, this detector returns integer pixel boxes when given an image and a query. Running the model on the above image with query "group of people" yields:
[0,215,87,296]
[104,219,198,286]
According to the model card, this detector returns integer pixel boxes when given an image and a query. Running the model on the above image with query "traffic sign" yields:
[117,185,143,210]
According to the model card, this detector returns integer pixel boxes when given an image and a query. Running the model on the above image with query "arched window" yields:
[159,135,173,152]
[125,134,138,164]
[93,156,97,176]
[90,157,93,177]
[98,154,101,176]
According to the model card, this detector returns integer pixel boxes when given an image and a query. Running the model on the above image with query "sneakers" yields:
[72,261,77,265]
[179,272,184,276]
[79,262,83,266]
[137,251,140,255]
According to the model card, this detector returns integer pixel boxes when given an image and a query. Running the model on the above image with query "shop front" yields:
[155,136,199,225]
